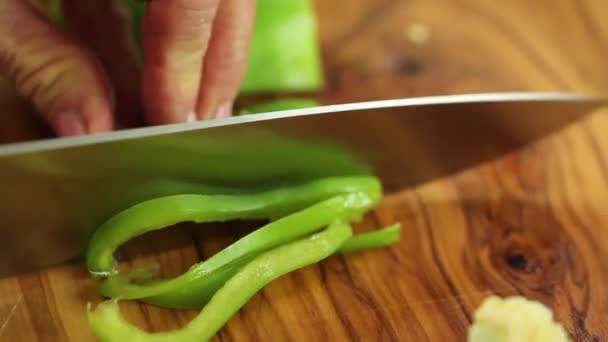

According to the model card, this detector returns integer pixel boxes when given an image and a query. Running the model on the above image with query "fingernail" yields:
[52,112,86,137]
[215,101,233,119]
[82,96,114,133]
[186,111,198,122]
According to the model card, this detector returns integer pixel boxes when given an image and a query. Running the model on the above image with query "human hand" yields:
[0,0,256,136]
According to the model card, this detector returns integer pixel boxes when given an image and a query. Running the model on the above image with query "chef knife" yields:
[0,91,604,277]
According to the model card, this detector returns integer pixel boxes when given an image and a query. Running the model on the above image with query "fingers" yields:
[141,0,221,125]
[0,0,113,136]
[62,0,144,128]
[196,0,256,119]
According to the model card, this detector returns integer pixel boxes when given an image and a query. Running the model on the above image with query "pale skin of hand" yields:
[0,0,256,136]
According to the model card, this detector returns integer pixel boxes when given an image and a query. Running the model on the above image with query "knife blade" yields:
[0,92,604,276]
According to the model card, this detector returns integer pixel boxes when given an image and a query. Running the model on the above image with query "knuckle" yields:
[19,55,78,108]
[0,0,106,112]
[144,0,219,41]
[173,0,220,15]
[6,41,92,110]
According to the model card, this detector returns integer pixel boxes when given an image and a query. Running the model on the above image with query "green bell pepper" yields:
[87,177,382,309]
[86,176,401,340]
[63,3,397,339]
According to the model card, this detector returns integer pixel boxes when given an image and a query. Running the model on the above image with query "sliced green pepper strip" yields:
[338,224,402,254]
[87,177,381,309]
[88,219,352,342]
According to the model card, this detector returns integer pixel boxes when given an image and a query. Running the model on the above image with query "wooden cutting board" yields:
[1,0,608,340]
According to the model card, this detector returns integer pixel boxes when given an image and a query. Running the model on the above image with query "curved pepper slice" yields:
[338,223,402,254]
[87,177,382,309]
[88,219,353,341]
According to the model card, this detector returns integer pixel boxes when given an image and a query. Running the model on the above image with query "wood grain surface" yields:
[1,0,608,341]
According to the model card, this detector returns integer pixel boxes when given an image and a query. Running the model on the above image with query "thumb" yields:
[0,0,114,136]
